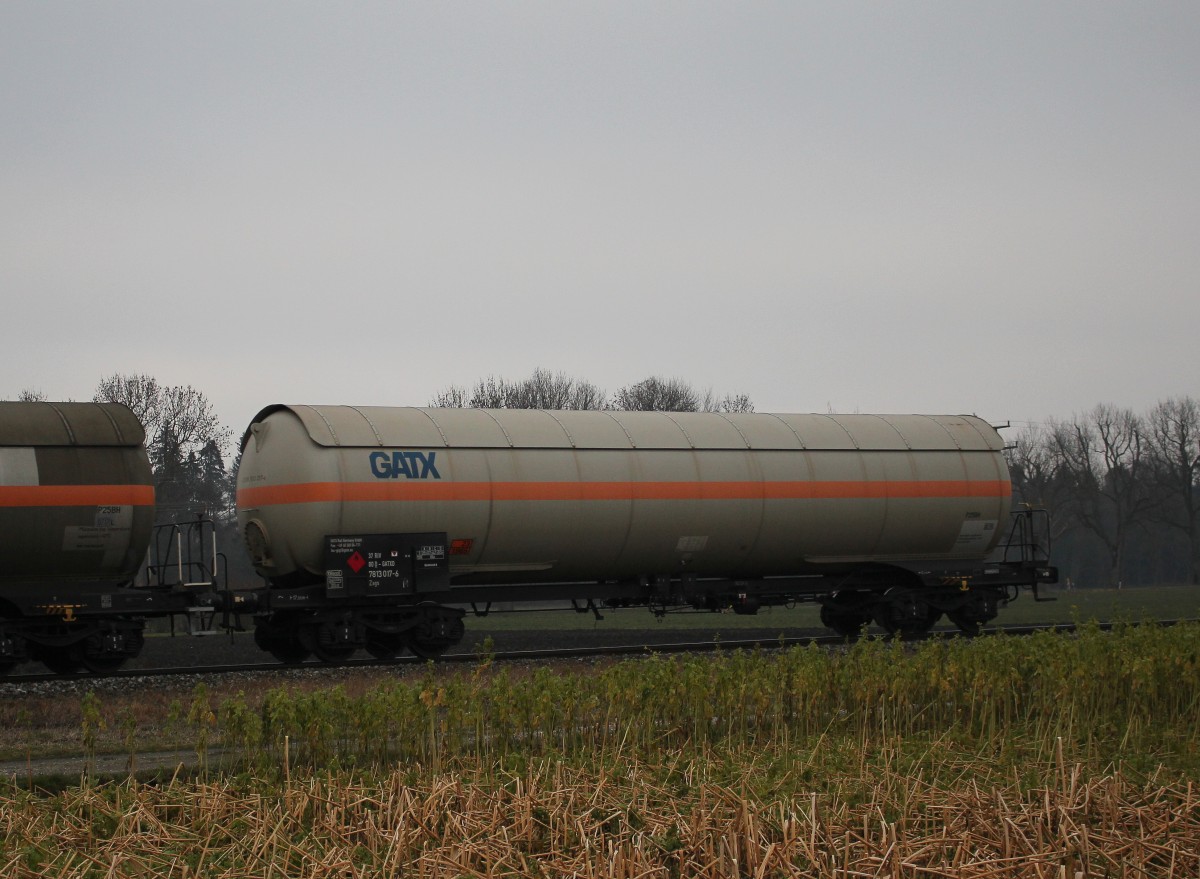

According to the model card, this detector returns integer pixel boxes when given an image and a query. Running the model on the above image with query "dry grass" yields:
[3,623,1200,876]
[2,752,1197,877]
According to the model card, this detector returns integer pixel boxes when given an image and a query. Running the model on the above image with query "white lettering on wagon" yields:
[954,519,997,550]
[62,505,134,566]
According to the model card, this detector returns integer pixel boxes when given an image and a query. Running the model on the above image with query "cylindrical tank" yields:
[236,405,1012,585]
[0,402,155,584]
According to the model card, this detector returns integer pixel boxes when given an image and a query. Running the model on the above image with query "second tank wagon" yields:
[238,406,1013,583]
[234,405,1050,658]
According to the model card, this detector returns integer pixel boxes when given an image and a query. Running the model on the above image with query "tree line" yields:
[1007,398,1200,587]
[429,369,754,414]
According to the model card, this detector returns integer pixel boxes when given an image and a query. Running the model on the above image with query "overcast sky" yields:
[3,2,1197,446]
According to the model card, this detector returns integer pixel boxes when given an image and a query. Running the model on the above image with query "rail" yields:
[3,618,1196,683]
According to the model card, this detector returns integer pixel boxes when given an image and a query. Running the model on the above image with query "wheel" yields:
[0,632,26,673]
[79,626,142,674]
[39,647,82,674]
[948,590,1000,635]
[266,640,311,663]
[947,613,981,636]
[820,604,872,638]
[406,634,450,661]
[365,632,407,660]
[254,623,311,664]
[80,655,127,675]
[406,609,465,660]
[872,589,941,639]
[311,642,357,663]
[299,621,359,664]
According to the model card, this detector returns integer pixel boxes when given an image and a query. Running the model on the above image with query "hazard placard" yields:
[324,532,449,596]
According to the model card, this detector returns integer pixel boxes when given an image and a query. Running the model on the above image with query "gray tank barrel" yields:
[236,405,1012,585]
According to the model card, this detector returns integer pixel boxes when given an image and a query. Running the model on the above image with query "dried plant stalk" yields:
[2,756,1198,877]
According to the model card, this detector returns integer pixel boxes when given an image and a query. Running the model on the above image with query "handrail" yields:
[143,516,220,590]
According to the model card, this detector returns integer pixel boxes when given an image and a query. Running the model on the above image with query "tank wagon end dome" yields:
[0,401,146,447]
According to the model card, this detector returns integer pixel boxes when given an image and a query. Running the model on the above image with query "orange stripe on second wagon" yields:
[238,479,1010,508]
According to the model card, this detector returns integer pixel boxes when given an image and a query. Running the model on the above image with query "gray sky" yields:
[3,2,1198,445]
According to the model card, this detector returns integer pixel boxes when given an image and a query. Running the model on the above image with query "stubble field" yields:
[2,605,1199,877]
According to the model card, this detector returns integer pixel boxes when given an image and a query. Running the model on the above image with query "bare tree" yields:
[611,376,701,411]
[94,373,233,517]
[15,388,47,402]
[1050,404,1152,586]
[1005,423,1074,541]
[566,380,608,411]
[93,374,163,427]
[508,369,607,409]
[701,391,755,414]
[463,375,509,409]
[611,376,756,413]
[431,369,607,410]
[432,371,753,414]
[429,384,472,408]
[1144,396,1200,584]
[94,374,230,454]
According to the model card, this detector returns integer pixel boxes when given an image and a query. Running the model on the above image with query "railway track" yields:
[2,618,1195,686]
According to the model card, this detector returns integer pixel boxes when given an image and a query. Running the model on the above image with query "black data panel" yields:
[323,532,449,597]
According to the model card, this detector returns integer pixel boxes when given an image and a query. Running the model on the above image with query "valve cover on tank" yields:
[236,405,1013,586]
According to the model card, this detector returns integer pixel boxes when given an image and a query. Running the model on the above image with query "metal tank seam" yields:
[875,415,914,450]
[758,414,811,571]
[415,408,450,447]
[659,412,695,449]
[762,413,807,449]
[713,412,763,573]
[928,414,964,451]
[603,411,638,449]
[713,412,753,450]
[540,410,576,448]
[479,410,514,447]
[346,406,385,446]
[45,402,77,445]
[599,412,640,572]
[959,416,1013,538]
[818,414,861,450]
[302,405,341,447]
[849,416,890,556]
[93,402,126,445]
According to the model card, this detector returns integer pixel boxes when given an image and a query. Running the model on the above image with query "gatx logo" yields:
[369,451,442,479]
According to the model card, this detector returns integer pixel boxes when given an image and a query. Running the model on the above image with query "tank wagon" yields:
[0,401,233,673]
[236,404,1057,661]
[0,401,161,672]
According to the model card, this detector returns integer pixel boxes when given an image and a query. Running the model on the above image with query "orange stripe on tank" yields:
[0,485,155,507]
[238,479,1010,507]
